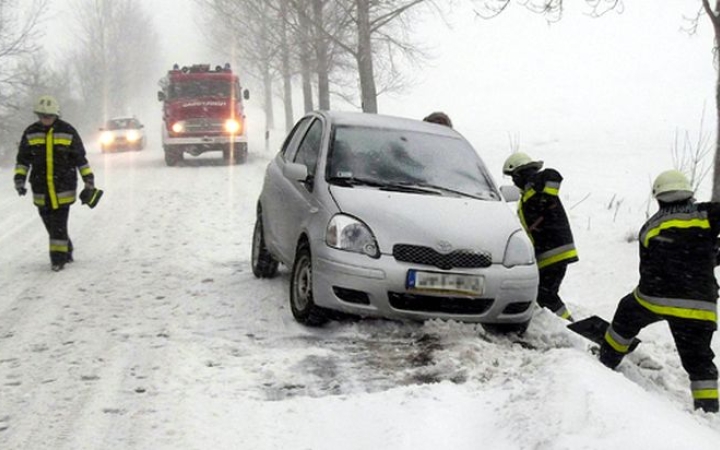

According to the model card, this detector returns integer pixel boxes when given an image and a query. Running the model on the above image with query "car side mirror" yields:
[284,162,308,182]
[157,91,166,102]
[500,185,520,202]
[243,89,250,100]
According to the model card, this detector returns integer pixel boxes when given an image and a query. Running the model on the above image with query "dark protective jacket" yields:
[14,119,94,209]
[518,168,578,269]
[635,200,720,325]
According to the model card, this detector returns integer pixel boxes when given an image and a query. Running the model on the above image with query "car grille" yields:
[392,244,492,270]
[388,292,493,315]
[184,118,224,133]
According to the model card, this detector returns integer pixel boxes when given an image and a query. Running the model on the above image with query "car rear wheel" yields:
[251,215,279,278]
[290,242,328,326]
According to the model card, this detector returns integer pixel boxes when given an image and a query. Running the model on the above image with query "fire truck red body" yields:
[157,64,249,166]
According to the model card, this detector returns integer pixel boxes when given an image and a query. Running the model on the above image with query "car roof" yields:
[316,110,459,137]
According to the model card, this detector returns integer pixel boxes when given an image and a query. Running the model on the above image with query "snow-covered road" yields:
[1,141,719,450]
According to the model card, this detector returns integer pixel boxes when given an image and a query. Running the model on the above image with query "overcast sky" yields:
[38,0,719,184]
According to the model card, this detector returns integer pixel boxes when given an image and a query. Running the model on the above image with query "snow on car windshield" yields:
[329,125,499,200]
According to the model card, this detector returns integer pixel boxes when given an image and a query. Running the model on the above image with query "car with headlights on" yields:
[252,111,538,331]
[99,116,146,152]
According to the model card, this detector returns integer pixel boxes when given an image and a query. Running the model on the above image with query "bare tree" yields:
[69,0,160,125]
[700,0,720,200]
[0,0,49,162]
[197,0,283,131]
[293,0,437,113]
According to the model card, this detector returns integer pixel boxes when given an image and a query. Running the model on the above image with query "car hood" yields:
[329,186,522,259]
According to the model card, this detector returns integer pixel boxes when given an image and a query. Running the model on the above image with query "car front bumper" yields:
[312,247,538,324]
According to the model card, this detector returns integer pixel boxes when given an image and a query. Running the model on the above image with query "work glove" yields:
[80,186,103,208]
[15,180,27,196]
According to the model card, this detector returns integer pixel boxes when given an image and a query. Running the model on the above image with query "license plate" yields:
[407,270,484,295]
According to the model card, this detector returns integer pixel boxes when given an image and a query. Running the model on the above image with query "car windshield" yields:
[106,119,139,130]
[327,125,500,200]
[168,80,233,99]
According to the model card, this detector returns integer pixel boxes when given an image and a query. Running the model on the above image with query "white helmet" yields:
[34,95,60,116]
[503,152,543,175]
[652,169,693,202]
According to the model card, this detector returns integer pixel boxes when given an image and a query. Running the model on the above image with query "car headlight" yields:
[100,131,114,145]
[326,214,380,258]
[126,130,140,142]
[171,121,185,133]
[224,119,241,134]
[503,230,535,267]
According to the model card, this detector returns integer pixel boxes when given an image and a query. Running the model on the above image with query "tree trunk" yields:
[262,60,275,131]
[298,1,314,113]
[707,0,720,201]
[356,0,378,113]
[280,0,294,132]
[313,0,331,110]
[714,63,720,201]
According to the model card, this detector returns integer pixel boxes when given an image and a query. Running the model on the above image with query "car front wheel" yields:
[290,242,327,326]
[251,216,279,278]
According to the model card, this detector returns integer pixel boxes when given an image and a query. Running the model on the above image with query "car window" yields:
[281,117,313,161]
[328,125,499,200]
[293,119,322,178]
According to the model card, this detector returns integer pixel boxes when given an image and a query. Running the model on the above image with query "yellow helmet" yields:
[502,152,543,175]
[652,169,693,202]
[34,95,60,116]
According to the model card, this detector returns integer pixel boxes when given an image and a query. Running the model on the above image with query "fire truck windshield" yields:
[168,80,233,100]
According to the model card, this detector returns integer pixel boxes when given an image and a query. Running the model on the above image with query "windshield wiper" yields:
[327,176,388,188]
[408,183,493,200]
[327,177,440,195]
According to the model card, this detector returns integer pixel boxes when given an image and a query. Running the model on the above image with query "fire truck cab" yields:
[157,64,250,166]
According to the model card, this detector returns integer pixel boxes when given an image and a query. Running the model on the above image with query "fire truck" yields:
[157,64,249,166]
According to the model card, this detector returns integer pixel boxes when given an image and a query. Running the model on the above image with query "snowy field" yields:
[1,118,719,450]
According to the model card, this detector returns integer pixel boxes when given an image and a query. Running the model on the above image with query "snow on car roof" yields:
[320,110,458,136]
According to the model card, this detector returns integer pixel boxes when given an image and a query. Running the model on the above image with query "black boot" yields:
[694,399,719,413]
[599,344,624,370]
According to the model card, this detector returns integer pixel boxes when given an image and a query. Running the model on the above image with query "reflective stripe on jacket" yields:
[14,119,94,210]
[517,168,578,269]
[637,202,720,311]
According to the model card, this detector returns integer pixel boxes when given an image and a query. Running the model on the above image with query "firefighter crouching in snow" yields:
[14,95,100,272]
[502,152,578,321]
[600,170,719,413]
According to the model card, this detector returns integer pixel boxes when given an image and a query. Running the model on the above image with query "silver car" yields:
[252,111,538,331]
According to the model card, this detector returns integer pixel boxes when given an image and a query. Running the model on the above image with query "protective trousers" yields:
[37,205,73,265]
[538,263,572,320]
[600,292,719,413]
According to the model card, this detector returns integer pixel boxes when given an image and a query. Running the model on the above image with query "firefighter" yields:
[14,95,97,272]
[599,170,719,413]
[423,111,453,128]
[502,152,578,321]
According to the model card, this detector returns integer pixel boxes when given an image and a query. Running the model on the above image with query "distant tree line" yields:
[195,0,441,133]
[0,0,159,166]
